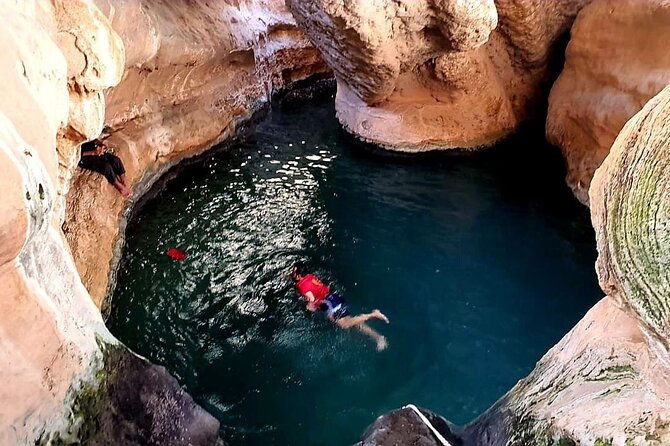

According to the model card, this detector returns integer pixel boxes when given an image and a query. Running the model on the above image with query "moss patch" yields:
[587,364,637,382]
[505,414,578,446]
[35,338,128,445]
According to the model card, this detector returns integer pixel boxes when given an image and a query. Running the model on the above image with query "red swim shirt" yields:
[296,274,330,304]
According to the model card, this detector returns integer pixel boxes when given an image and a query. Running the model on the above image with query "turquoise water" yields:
[109,94,602,446]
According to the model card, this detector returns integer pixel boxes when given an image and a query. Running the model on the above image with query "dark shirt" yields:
[79,152,125,184]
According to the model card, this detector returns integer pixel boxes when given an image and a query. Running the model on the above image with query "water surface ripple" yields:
[109,95,602,446]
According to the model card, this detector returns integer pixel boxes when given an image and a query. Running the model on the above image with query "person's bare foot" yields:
[376,336,388,351]
[121,188,133,199]
[372,309,389,324]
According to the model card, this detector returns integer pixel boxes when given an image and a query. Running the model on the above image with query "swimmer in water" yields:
[291,262,390,351]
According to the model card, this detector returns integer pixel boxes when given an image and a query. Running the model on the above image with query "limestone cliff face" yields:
[286,0,590,151]
[0,0,326,443]
[0,1,121,442]
[546,0,670,205]
[63,0,328,309]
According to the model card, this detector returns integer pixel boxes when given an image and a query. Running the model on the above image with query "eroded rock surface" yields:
[0,0,324,443]
[0,1,118,442]
[63,0,329,309]
[591,84,670,348]
[287,0,590,151]
[546,0,670,204]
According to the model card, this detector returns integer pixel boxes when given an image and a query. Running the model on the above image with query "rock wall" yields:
[546,0,670,205]
[591,84,670,350]
[286,0,590,151]
[0,0,118,442]
[63,0,328,309]
[0,0,326,443]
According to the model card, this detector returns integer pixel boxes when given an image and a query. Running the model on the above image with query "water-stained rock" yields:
[591,84,670,346]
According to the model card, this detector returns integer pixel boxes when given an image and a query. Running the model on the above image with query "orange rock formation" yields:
[547,0,670,204]
[287,0,591,151]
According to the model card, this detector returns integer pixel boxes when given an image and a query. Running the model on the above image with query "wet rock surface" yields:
[358,407,462,446]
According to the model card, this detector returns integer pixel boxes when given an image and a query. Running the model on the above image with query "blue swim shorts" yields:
[321,293,349,320]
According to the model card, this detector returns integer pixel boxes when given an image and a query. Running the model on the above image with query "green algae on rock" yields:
[38,338,222,446]
[591,84,670,345]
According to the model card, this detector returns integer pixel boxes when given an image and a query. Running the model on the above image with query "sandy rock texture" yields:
[0,0,325,443]
[63,0,329,309]
[546,0,670,205]
[0,1,119,442]
[286,0,590,151]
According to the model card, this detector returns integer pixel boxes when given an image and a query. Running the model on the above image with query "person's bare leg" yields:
[335,318,387,350]
[112,179,132,198]
[336,313,373,328]
[118,173,128,187]
[336,309,389,329]
[371,309,389,324]
[358,322,387,351]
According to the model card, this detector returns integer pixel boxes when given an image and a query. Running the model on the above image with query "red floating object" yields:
[167,248,187,261]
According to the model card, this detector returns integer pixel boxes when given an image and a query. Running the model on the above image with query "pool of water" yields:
[108,93,602,446]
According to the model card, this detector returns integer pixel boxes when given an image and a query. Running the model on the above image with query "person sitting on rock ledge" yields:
[291,262,390,351]
[79,139,132,198]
